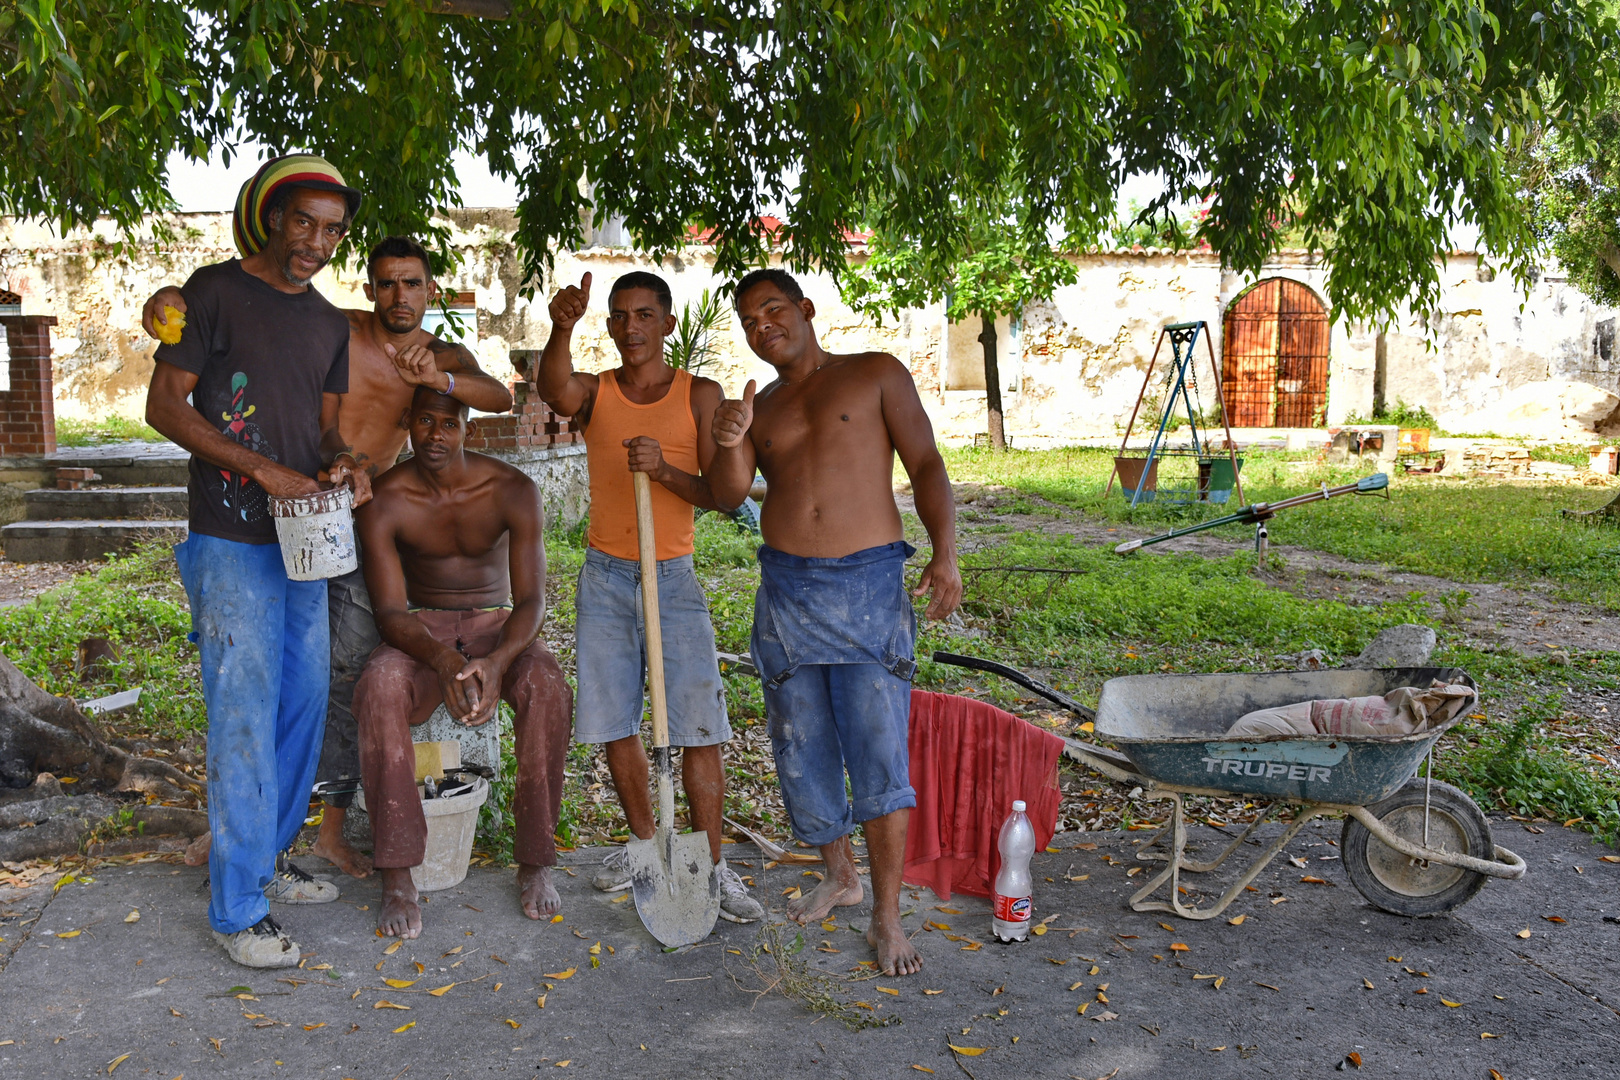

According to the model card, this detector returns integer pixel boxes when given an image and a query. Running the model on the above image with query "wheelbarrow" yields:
[933,653,1526,919]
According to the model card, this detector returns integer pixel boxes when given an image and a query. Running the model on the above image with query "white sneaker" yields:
[213,915,301,969]
[592,847,632,893]
[717,861,765,924]
[264,854,340,904]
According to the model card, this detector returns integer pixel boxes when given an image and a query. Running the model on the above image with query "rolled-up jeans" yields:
[352,609,572,870]
[174,533,331,935]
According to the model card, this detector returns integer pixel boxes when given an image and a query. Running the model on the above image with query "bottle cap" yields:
[1012,799,1026,812]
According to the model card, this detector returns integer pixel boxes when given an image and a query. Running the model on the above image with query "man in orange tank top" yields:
[537,271,764,924]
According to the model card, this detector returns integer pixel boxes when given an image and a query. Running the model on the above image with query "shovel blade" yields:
[625,828,720,948]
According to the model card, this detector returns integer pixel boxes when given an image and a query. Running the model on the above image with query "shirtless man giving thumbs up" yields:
[707,268,962,977]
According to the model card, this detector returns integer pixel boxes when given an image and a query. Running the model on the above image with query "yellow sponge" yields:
[155,305,185,345]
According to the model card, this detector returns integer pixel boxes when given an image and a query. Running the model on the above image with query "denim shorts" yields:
[573,548,731,747]
[749,542,918,847]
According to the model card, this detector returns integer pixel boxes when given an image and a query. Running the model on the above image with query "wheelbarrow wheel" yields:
[1341,778,1493,917]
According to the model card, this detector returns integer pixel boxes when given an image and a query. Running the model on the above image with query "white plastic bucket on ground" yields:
[356,775,489,892]
[270,487,357,580]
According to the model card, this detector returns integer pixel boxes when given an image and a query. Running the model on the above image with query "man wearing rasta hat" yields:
[144,153,370,968]
[143,159,517,945]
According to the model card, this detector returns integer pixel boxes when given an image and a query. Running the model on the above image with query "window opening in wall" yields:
[1221,278,1331,428]
[421,291,478,343]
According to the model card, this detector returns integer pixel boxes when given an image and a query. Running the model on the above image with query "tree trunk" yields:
[1603,243,1620,283]
[979,313,1006,451]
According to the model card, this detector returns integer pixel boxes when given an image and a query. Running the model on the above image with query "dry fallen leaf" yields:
[1516,929,1532,939]
[428,984,455,997]
[1347,1051,1362,1068]
[107,1053,131,1074]
[536,995,546,1009]
[1169,943,1189,952]
[1077,1002,1089,1015]
[1092,1011,1119,1022]
[124,911,140,924]
[1300,876,1329,885]
[303,1023,326,1032]
[383,979,417,989]
[1068,981,1084,991]
[923,989,944,996]
[555,1062,571,1068]
[1599,856,1620,864]
[1482,1033,1499,1040]
[393,1022,415,1034]
[1543,916,1567,924]
[947,1045,987,1056]
[1157,922,1175,931]
[373,1001,410,1010]
[912,1068,935,1074]
[383,941,402,956]
[1089,965,1100,975]
[1363,978,1375,990]
[57,930,81,939]
[877,986,899,996]
[1227,915,1246,926]
[544,968,577,980]
[1442,999,1463,1008]
[1270,896,1288,905]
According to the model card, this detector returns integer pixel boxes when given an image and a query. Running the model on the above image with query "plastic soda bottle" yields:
[992,799,1036,942]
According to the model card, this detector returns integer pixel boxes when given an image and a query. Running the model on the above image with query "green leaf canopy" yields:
[1,0,1613,321]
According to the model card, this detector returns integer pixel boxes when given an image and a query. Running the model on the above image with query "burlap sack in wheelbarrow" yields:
[1225,680,1478,739]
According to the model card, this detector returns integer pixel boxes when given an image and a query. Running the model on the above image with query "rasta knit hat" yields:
[232,153,363,258]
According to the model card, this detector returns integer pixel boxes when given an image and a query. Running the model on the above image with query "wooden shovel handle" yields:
[634,472,671,751]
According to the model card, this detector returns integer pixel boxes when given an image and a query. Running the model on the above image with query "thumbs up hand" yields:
[713,379,756,449]
[548,272,592,331]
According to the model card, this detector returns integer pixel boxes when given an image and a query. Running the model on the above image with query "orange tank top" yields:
[585,368,699,561]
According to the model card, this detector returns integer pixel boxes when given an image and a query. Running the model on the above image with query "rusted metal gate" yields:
[1221,278,1331,427]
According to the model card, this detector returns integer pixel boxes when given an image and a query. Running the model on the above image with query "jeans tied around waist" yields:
[751,541,918,689]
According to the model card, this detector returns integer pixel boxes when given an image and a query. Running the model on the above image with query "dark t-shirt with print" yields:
[153,260,349,544]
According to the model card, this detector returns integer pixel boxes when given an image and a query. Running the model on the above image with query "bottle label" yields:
[992,892,1031,923]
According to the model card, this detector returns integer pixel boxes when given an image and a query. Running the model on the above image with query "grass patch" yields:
[943,446,1620,610]
[0,540,202,739]
[55,415,167,446]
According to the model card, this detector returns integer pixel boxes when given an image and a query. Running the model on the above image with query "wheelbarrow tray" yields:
[1095,667,1474,805]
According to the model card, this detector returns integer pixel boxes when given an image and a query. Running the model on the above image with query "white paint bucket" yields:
[355,775,491,892]
[270,487,358,581]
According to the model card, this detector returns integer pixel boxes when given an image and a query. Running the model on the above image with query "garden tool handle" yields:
[634,472,671,751]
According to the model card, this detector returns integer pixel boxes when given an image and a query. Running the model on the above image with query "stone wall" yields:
[3,212,1619,443]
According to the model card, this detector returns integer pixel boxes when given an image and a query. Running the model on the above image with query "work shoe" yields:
[591,847,632,893]
[717,861,765,924]
[212,914,300,969]
[264,853,340,904]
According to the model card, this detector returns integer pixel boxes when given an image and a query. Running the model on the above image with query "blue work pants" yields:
[175,533,331,934]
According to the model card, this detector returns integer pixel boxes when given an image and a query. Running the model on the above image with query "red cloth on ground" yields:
[903,690,1065,900]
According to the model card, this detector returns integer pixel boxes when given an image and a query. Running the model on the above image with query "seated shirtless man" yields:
[708,269,962,977]
[353,387,572,938]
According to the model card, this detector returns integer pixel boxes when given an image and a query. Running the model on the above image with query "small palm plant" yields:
[666,289,729,376]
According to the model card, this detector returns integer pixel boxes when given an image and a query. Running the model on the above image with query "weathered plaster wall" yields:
[3,212,1618,443]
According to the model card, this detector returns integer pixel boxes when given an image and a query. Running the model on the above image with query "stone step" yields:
[0,519,188,563]
[46,442,190,487]
[24,486,188,521]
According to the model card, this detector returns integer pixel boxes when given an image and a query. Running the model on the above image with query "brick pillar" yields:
[0,315,58,456]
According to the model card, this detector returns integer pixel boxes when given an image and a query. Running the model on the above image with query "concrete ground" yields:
[1,819,1616,1080]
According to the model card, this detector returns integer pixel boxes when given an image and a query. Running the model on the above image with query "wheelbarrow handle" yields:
[930,651,1097,723]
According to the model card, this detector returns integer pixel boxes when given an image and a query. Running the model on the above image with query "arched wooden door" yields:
[1221,278,1330,428]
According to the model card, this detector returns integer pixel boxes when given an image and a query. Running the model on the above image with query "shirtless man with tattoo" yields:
[352,387,572,937]
[142,236,512,880]
[708,269,962,977]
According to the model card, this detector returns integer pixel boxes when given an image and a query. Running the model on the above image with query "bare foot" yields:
[378,867,421,939]
[518,864,561,919]
[310,809,373,879]
[183,830,211,867]
[786,872,863,924]
[866,909,922,976]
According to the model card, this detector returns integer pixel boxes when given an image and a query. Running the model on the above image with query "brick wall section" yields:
[0,316,57,455]
[464,377,583,452]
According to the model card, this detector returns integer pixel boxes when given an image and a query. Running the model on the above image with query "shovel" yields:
[625,471,720,947]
